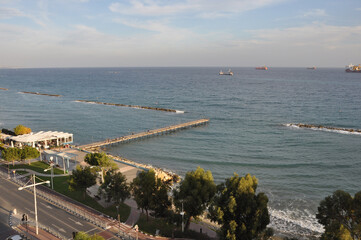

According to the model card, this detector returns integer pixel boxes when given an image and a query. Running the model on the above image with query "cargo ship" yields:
[219,69,233,76]
[256,66,268,70]
[345,64,361,73]
[307,66,316,70]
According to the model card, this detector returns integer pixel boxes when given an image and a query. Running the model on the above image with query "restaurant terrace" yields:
[6,131,73,148]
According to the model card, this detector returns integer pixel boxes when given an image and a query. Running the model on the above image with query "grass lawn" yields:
[9,161,64,174]
[36,175,130,222]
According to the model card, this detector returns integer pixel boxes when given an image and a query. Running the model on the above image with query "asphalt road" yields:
[0,176,114,239]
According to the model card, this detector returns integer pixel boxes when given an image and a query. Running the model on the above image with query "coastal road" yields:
[0,176,116,239]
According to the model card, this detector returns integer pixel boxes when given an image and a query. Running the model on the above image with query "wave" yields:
[269,207,323,237]
[285,123,361,135]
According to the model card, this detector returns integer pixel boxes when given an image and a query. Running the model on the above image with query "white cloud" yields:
[234,23,361,57]
[303,9,327,17]
[109,0,286,17]
[0,7,24,19]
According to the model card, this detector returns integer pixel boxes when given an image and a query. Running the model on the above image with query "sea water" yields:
[1,67,361,237]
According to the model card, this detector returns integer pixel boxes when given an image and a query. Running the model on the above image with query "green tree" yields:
[68,165,97,199]
[14,125,31,135]
[84,152,115,168]
[84,152,118,182]
[173,167,216,230]
[74,231,104,240]
[20,146,39,165]
[316,190,361,240]
[208,173,270,240]
[131,169,157,220]
[1,147,21,165]
[100,170,130,206]
[152,177,171,218]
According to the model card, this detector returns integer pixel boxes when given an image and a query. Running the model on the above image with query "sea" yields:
[1,67,360,237]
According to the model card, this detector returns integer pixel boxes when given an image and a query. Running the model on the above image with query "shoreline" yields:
[81,146,180,183]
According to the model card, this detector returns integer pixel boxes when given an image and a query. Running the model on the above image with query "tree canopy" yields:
[131,168,171,220]
[68,165,97,199]
[208,173,270,240]
[316,190,361,240]
[74,231,104,240]
[14,125,31,135]
[84,152,117,169]
[173,166,216,230]
[100,170,130,205]
[1,146,39,165]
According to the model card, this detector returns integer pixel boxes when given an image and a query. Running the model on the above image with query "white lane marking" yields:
[51,224,66,233]
[40,202,53,209]
[68,217,84,226]
[24,207,35,214]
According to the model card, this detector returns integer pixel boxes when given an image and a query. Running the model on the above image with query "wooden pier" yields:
[79,119,209,150]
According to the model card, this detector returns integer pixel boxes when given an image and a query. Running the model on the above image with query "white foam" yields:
[285,123,361,136]
[269,207,324,237]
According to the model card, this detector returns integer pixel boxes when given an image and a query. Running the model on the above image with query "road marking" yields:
[40,202,53,209]
[24,207,35,214]
[68,217,83,226]
[51,224,66,233]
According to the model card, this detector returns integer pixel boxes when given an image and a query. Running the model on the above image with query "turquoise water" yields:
[1,67,360,236]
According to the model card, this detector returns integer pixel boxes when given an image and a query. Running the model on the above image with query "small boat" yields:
[307,66,316,70]
[345,64,361,73]
[256,66,268,70]
[219,69,233,76]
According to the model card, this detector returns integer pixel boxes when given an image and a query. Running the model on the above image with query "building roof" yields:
[43,150,77,159]
[7,131,73,143]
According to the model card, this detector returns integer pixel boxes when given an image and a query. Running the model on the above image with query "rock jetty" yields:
[286,123,361,134]
[76,100,183,113]
[0,88,8,90]
[20,91,62,97]
[108,153,180,184]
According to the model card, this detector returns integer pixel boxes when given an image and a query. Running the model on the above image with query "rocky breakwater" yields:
[20,91,62,97]
[286,123,361,134]
[76,100,184,113]
[107,153,180,184]
[0,88,8,90]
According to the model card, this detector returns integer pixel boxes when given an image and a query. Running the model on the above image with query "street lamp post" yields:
[18,174,50,235]
[180,202,185,233]
[44,157,54,189]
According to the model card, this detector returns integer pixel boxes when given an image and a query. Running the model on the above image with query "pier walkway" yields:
[79,119,209,150]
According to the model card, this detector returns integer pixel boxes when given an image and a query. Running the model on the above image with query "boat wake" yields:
[285,123,361,135]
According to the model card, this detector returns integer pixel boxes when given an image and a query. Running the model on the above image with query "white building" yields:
[7,131,73,148]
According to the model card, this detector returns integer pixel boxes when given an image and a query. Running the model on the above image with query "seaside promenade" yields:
[78,119,209,151]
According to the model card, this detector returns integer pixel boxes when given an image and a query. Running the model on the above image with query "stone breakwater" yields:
[286,123,361,134]
[108,153,180,183]
[0,88,8,90]
[20,91,62,97]
[76,100,183,113]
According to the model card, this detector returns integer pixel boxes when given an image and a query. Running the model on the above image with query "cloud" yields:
[109,0,286,17]
[0,7,24,19]
[303,9,327,17]
[242,23,361,50]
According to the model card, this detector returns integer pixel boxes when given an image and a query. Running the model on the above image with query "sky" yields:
[0,0,360,68]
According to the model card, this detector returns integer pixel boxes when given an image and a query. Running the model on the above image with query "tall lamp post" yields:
[180,201,185,233]
[44,157,54,189]
[18,174,50,235]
